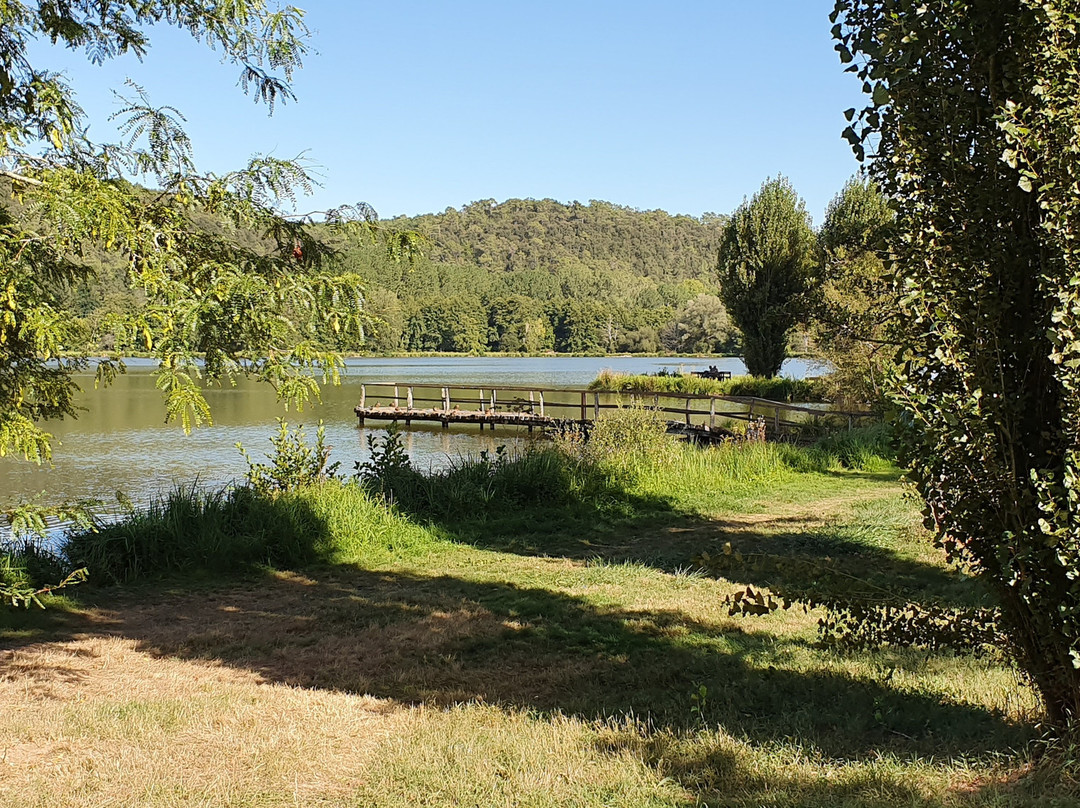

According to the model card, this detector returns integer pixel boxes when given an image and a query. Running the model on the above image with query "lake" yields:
[0,355,825,509]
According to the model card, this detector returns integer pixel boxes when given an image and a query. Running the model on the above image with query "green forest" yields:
[63,196,743,356]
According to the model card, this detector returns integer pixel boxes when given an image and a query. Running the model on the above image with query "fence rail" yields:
[354,383,874,437]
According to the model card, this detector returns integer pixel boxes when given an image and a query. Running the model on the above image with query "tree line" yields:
[58,196,743,356]
[331,198,740,355]
[48,179,889,409]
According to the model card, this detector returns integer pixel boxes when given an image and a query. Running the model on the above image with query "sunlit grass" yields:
[1,420,1068,807]
[589,368,827,402]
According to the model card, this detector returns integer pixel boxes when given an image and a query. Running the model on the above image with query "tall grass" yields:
[59,415,895,587]
[810,421,895,471]
[589,369,829,402]
[63,481,439,584]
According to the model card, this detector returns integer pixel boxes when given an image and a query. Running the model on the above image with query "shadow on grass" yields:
[1,447,1028,804]
[425,481,987,612]
[4,561,1027,765]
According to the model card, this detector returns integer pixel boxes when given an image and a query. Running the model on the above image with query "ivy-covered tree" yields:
[813,176,897,409]
[717,177,816,378]
[0,1,417,466]
[834,0,1080,725]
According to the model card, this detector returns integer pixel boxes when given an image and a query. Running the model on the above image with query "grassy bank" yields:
[589,368,830,402]
[0,421,1066,807]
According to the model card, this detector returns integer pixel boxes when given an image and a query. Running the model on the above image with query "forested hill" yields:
[335,198,738,354]
[392,198,723,281]
[56,197,738,356]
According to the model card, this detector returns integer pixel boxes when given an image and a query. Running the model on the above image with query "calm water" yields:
[1,356,824,508]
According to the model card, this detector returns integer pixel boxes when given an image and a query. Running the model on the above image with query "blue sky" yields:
[36,1,865,224]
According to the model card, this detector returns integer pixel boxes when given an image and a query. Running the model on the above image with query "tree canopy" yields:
[717,177,816,378]
[834,0,1080,726]
[812,175,896,408]
[0,1,396,464]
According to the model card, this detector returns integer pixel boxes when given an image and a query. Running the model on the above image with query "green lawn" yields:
[0,433,1069,807]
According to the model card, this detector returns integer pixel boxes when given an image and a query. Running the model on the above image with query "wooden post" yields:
[848,415,854,432]
[581,391,587,422]
[685,396,691,426]
[479,388,486,429]
[394,385,399,409]
[710,397,716,430]
[360,384,366,408]
[407,387,413,409]
[539,391,545,417]
[593,392,600,420]
[490,389,497,431]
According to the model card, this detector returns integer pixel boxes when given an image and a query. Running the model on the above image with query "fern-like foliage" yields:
[0,3,423,458]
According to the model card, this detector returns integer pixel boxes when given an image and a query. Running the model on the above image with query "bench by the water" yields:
[354,383,873,443]
[691,365,733,381]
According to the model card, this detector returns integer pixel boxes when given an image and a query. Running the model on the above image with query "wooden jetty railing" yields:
[354,383,874,439]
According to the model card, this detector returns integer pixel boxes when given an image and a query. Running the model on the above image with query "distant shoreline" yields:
[59,350,776,361]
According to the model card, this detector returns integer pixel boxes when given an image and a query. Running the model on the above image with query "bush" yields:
[588,370,828,403]
[237,420,340,495]
[358,428,580,520]
[583,404,675,470]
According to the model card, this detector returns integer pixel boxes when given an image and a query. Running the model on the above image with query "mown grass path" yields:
[0,456,1065,807]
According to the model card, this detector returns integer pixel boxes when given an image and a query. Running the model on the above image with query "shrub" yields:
[584,404,675,470]
[588,371,828,403]
[237,419,340,496]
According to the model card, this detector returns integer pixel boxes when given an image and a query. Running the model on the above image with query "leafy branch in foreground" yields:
[1,496,100,608]
[697,546,1003,656]
[1,566,88,609]
[0,3,424,462]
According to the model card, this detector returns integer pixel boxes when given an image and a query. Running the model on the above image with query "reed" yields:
[588,369,828,402]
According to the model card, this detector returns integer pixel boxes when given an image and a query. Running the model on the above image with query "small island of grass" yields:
[588,368,829,403]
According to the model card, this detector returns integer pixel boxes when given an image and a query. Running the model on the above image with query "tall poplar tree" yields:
[834,0,1080,725]
[717,177,816,378]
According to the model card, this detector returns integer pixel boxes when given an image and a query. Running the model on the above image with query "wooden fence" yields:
[354,383,874,437]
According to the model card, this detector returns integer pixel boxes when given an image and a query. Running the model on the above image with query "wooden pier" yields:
[354,383,873,442]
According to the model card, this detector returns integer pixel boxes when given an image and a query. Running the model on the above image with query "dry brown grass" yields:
[0,630,407,807]
[0,592,688,808]
[0,471,1062,807]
